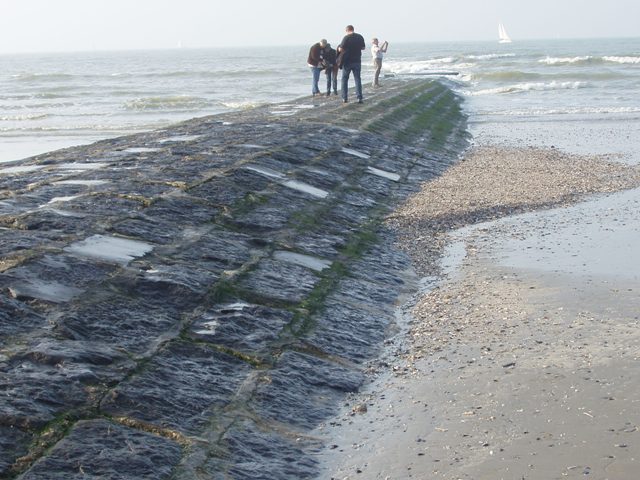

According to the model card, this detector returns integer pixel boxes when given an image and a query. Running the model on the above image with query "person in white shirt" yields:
[371,38,389,87]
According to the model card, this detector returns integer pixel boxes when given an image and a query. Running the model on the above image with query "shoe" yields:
[342,99,348,103]
[357,99,363,104]
[326,92,330,96]
[333,91,338,95]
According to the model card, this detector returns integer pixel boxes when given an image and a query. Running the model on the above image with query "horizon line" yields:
[1,35,638,56]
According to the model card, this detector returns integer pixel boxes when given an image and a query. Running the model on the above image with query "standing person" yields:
[308,39,327,96]
[322,42,339,96]
[338,25,366,103]
[371,38,389,87]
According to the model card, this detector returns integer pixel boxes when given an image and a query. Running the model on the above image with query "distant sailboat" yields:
[498,23,512,44]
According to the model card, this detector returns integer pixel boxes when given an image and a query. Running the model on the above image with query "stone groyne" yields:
[0,80,468,479]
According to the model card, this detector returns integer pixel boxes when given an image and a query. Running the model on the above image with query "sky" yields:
[1,0,638,54]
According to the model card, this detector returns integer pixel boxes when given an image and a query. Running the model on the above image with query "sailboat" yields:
[498,22,512,44]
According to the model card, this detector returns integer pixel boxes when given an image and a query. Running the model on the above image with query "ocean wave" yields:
[385,58,475,75]
[11,72,75,82]
[472,70,629,82]
[540,55,594,65]
[0,113,50,121]
[465,53,516,60]
[540,55,640,66]
[479,106,640,116]
[221,101,265,110]
[123,95,210,111]
[603,55,640,64]
[467,81,589,96]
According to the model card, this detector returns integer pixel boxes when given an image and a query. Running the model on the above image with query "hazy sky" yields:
[1,0,638,54]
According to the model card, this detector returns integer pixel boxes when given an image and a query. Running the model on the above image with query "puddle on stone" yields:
[245,166,328,198]
[270,110,297,116]
[238,144,268,150]
[65,234,154,265]
[44,195,82,205]
[124,147,163,154]
[244,165,285,180]
[367,166,401,182]
[283,180,329,198]
[0,165,45,175]
[294,105,316,110]
[274,250,332,272]
[158,135,202,143]
[9,280,83,303]
[54,180,110,187]
[39,208,86,218]
[341,148,370,159]
[57,162,107,171]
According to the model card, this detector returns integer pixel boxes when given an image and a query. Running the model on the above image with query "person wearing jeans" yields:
[337,25,365,103]
[307,39,327,96]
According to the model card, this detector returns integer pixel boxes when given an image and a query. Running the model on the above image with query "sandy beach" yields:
[318,144,640,479]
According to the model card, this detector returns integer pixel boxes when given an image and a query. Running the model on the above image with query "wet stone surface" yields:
[0,80,467,478]
[20,419,182,480]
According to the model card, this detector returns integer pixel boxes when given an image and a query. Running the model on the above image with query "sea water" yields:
[1,38,638,164]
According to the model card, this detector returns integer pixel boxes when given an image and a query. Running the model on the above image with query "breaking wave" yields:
[468,81,589,96]
[123,95,210,111]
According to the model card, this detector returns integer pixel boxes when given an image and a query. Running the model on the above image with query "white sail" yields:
[498,23,512,43]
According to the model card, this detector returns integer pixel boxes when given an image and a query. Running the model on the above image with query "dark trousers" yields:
[341,63,362,101]
[325,65,338,93]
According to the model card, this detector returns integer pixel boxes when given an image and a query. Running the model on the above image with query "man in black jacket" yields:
[322,43,338,96]
[337,25,365,103]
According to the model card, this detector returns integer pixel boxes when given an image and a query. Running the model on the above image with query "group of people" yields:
[307,25,388,104]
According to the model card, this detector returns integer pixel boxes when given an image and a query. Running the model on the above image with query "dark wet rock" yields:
[0,425,32,476]
[52,292,183,355]
[142,193,221,225]
[0,295,46,341]
[305,296,395,364]
[1,254,116,303]
[238,258,321,304]
[189,302,293,357]
[1,357,99,429]
[0,80,468,477]
[250,350,364,429]
[212,419,320,480]
[19,419,182,480]
[101,341,252,435]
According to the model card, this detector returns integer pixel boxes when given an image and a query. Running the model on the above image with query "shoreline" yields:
[318,143,640,479]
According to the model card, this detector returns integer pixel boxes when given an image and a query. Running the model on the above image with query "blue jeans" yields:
[310,66,322,94]
[341,63,362,101]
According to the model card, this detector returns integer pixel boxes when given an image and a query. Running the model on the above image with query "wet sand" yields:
[318,145,640,479]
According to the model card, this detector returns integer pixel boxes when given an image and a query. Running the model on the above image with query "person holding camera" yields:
[371,38,389,87]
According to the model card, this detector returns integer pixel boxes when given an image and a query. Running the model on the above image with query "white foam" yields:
[367,166,401,182]
[341,148,370,159]
[274,250,332,272]
[65,234,154,265]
